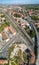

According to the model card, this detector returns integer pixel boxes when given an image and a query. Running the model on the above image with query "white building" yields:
[0,34,3,42]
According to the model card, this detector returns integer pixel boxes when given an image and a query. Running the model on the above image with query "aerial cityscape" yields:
[0,0,39,65]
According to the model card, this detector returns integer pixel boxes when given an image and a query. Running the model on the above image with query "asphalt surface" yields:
[1,33,19,51]
[4,11,34,51]
[0,8,39,65]
[5,11,39,65]
[36,35,39,65]
[0,10,33,52]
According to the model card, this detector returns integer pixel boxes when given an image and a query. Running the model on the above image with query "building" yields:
[21,22,26,28]
[0,60,8,65]
[0,33,3,42]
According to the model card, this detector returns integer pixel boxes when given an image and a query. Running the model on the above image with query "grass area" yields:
[31,15,39,21]
[0,13,5,17]
[4,64,9,65]
[0,22,10,32]
[13,56,20,65]
[10,56,22,65]
[13,13,21,18]
[23,52,27,62]
[11,62,15,65]
[8,44,15,59]
[0,13,10,32]
[8,43,27,65]
[10,52,27,65]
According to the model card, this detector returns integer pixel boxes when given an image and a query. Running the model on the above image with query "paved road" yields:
[36,34,39,65]
[6,11,39,65]
[2,10,34,51]
[1,33,19,52]
[36,49,39,65]
[0,8,39,64]
[27,16,38,65]
[0,10,31,52]
[7,12,34,51]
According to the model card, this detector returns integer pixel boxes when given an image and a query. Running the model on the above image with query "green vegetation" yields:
[8,44,15,59]
[0,13,5,17]
[24,25,35,38]
[0,13,10,32]
[21,5,39,10]
[0,22,10,32]
[14,14,21,17]
[13,56,20,65]
[10,51,27,65]
[24,26,29,31]
[8,43,27,65]
[5,22,10,26]
[28,29,35,38]
[0,23,7,32]
[23,52,27,62]
[31,15,39,20]
[4,64,9,65]
[11,62,15,65]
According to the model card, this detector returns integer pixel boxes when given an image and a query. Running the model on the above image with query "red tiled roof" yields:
[30,51,35,64]
[29,11,33,14]
[4,26,9,30]
[0,60,8,64]
[9,27,15,34]
[1,32,8,40]
[21,22,26,26]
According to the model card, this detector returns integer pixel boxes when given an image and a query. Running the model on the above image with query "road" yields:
[36,34,39,65]
[2,13,31,51]
[5,10,39,65]
[0,8,38,65]
[5,11,34,51]
[0,33,19,52]
[36,46,39,65]
[27,16,38,65]
[0,9,35,52]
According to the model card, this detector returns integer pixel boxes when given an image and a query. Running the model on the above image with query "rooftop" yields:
[0,60,8,65]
